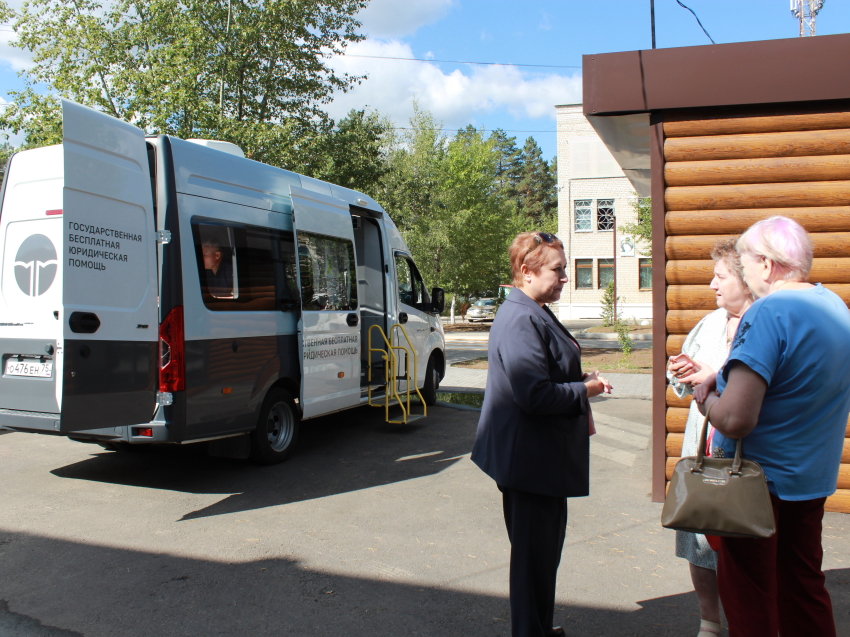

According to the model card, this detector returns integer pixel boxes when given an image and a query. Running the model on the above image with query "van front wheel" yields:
[250,388,300,465]
[421,354,440,406]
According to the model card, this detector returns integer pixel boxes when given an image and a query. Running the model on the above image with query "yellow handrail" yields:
[367,324,407,423]
[390,323,427,419]
[366,323,426,424]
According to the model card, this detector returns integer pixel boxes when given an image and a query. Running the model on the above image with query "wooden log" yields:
[825,489,850,514]
[663,112,850,138]
[667,258,850,286]
[823,284,850,306]
[667,334,687,357]
[666,457,680,480]
[664,129,850,163]
[667,233,850,260]
[666,432,684,457]
[667,310,712,335]
[844,439,850,464]
[667,385,693,409]
[838,465,850,491]
[666,154,850,187]
[665,207,850,236]
[847,414,850,438]
[666,260,715,285]
[667,285,718,311]
[666,407,689,434]
[666,181,850,212]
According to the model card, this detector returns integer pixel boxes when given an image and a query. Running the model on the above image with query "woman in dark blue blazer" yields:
[471,231,611,637]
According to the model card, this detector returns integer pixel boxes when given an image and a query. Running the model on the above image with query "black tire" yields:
[421,354,440,406]
[250,388,300,465]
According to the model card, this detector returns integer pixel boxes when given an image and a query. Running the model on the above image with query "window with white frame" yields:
[574,200,592,231]
[597,199,615,231]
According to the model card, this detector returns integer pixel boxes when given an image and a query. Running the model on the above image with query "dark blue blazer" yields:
[471,288,590,498]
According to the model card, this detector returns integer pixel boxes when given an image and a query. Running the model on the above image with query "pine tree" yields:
[516,137,556,231]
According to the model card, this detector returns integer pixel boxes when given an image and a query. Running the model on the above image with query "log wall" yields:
[660,106,850,514]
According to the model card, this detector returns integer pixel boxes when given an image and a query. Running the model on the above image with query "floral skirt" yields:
[675,530,718,570]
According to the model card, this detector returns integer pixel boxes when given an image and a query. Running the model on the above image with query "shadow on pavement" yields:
[50,405,473,522]
[3,529,846,637]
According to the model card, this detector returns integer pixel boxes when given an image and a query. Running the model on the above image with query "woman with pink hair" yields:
[694,216,850,637]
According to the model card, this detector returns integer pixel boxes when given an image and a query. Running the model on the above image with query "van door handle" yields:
[398,312,408,324]
[69,312,101,334]
[346,313,359,327]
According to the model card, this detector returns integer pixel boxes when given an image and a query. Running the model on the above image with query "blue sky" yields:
[3,1,850,159]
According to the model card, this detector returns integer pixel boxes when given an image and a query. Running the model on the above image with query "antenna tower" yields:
[791,0,824,37]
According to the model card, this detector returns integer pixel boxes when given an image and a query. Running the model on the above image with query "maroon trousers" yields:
[717,494,835,637]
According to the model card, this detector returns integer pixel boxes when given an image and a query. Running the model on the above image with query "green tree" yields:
[489,128,522,204]
[620,194,652,256]
[304,109,390,199]
[0,0,367,171]
[0,142,15,183]
[380,107,518,311]
[515,136,556,232]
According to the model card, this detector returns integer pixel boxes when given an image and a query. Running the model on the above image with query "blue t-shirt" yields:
[715,284,850,500]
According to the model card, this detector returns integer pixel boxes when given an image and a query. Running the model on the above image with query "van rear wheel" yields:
[250,388,300,465]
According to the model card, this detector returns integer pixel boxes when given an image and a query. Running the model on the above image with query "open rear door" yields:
[291,186,361,418]
[59,100,158,431]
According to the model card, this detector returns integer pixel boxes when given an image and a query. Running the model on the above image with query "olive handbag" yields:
[661,410,776,539]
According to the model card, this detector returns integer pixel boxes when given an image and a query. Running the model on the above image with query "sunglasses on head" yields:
[526,232,559,256]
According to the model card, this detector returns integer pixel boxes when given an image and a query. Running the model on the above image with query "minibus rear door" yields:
[59,99,159,431]
[291,186,361,418]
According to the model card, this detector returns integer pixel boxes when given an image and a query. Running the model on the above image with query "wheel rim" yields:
[266,402,294,452]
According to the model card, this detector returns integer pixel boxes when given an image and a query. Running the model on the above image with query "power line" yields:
[390,127,556,133]
[344,54,580,70]
[675,0,715,44]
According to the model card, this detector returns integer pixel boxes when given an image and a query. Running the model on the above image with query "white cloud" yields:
[356,0,455,39]
[0,1,35,72]
[328,40,582,129]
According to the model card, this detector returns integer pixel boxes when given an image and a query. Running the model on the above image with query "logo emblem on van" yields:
[14,234,58,297]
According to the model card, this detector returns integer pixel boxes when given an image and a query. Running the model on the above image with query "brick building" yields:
[555,104,652,321]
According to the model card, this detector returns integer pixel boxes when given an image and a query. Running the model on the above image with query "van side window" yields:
[395,254,429,309]
[192,222,297,312]
[298,232,358,311]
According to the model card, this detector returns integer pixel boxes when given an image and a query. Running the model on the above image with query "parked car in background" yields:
[467,298,498,322]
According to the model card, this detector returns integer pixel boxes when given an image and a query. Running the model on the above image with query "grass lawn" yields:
[453,346,653,374]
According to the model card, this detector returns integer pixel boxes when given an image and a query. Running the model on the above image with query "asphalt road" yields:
[1,400,848,637]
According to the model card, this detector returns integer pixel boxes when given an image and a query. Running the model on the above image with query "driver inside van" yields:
[202,240,234,298]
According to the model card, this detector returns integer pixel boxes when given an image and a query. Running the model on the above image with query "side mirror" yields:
[431,288,445,314]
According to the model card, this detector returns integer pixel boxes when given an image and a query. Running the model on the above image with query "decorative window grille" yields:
[575,259,593,288]
[597,199,615,231]
[574,200,592,231]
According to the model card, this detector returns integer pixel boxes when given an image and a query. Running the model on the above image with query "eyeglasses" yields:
[525,232,559,256]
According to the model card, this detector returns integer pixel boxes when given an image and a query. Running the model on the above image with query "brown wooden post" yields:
[651,113,668,503]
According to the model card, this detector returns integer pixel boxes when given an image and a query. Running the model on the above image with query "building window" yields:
[575,259,593,289]
[574,200,592,231]
[597,199,615,231]
[598,258,614,288]
[639,258,652,290]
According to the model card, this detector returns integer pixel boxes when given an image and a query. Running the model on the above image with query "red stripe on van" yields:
[46,209,63,216]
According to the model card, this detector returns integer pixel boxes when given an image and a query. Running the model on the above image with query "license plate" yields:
[5,359,53,378]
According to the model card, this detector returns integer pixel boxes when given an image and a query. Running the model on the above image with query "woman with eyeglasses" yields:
[471,231,612,637]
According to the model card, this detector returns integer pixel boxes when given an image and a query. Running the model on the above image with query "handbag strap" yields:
[693,401,744,475]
